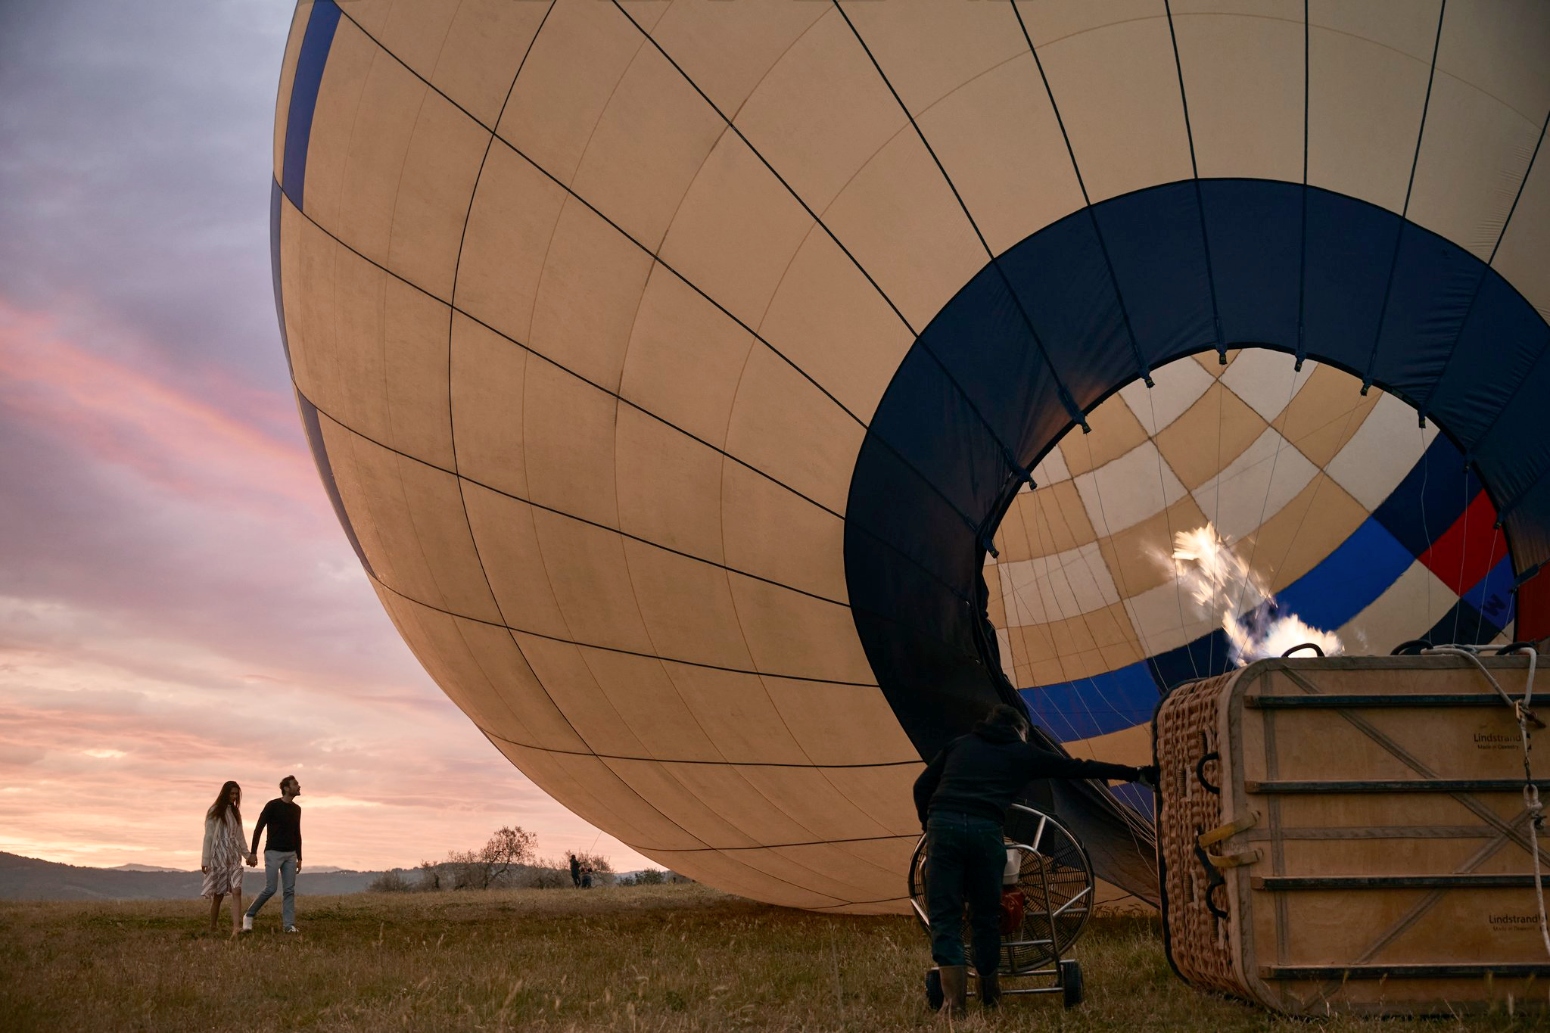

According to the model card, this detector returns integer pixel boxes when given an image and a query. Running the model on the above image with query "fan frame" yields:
[909,803,1094,1004]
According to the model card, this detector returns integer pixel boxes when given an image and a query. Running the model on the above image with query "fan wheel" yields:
[908,805,1095,976]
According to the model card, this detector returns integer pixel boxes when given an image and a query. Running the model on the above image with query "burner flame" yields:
[1171,523,1343,665]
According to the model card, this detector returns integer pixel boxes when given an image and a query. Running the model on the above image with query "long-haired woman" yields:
[201,781,255,936]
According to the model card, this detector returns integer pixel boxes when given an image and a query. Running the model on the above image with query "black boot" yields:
[979,969,1001,1009]
[939,965,968,1017]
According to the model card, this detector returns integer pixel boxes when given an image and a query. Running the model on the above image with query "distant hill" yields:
[0,852,395,901]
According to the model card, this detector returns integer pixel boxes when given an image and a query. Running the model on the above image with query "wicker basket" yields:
[1154,654,1550,1015]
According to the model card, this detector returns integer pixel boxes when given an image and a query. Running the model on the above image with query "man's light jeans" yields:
[246,850,298,928]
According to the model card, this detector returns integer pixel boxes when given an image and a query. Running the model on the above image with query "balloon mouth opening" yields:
[981,346,1515,748]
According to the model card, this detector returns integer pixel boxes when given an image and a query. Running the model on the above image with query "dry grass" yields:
[2,884,1548,1032]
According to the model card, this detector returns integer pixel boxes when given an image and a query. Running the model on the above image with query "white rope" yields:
[1426,645,1549,957]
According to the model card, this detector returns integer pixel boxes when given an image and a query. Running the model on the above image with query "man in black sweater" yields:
[243,775,303,933]
[913,704,1155,1015]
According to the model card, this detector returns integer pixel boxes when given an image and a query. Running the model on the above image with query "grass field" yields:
[2,884,1548,1032]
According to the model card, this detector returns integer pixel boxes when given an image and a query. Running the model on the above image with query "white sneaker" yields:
[284,926,299,934]
[242,915,253,932]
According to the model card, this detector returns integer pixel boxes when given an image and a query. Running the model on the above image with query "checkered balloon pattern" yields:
[988,351,1514,793]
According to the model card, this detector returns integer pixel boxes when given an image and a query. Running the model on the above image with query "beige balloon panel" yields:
[273,0,1550,910]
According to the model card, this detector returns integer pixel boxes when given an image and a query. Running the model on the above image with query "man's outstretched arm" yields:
[1024,745,1150,784]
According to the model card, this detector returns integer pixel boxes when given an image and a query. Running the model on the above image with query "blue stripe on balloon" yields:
[1372,434,1478,560]
[281,0,342,210]
[270,180,289,369]
[1026,516,1417,742]
[1425,599,1497,647]
[298,394,375,579]
[1274,517,1415,631]
[1462,554,1516,629]
[1144,629,1232,695]
[1020,664,1160,742]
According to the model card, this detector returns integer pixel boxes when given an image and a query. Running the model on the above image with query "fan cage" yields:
[908,804,1095,975]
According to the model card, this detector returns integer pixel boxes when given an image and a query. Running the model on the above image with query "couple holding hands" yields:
[200,775,303,936]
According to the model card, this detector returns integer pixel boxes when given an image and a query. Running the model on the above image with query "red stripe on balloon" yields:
[1519,570,1550,642]
[1418,491,1507,596]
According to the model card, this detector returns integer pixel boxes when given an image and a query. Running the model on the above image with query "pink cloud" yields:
[0,613,651,873]
[0,300,326,523]
[0,300,653,874]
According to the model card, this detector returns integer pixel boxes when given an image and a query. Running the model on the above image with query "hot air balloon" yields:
[271,0,1550,912]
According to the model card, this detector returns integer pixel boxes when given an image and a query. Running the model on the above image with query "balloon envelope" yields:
[271,0,1550,910]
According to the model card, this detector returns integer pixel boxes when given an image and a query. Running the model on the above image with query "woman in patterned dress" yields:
[201,781,255,936]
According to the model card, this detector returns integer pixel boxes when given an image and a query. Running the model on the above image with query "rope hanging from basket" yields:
[1425,644,1548,958]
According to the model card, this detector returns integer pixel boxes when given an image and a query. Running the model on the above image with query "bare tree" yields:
[483,826,536,884]
[444,826,538,889]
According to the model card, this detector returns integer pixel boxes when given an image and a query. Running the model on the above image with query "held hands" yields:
[247,853,258,867]
[201,865,209,874]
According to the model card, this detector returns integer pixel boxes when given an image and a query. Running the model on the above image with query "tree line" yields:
[367,826,677,892]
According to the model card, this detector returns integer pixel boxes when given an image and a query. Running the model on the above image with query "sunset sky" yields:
[0,0,648,873]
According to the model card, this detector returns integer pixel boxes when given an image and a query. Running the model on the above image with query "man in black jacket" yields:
[243,775,303,933]
[913,704,1154,1014]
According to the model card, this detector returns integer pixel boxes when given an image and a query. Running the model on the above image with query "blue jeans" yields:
[246,850,297,927]
[925,813,1005,974]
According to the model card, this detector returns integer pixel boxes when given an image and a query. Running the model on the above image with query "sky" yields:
[0,0,648,873]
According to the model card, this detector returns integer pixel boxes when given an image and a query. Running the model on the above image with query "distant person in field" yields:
[243,775,303,933]
[568,852,581,888]
[913,704,1156,1015]
[581,861,594,889]
[201,780,256,937]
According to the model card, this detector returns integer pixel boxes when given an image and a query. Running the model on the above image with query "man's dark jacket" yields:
[250,799,302,862]
[913,724,1144,827]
